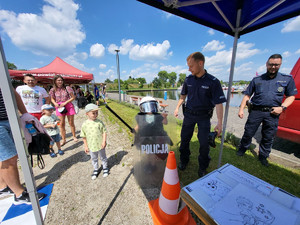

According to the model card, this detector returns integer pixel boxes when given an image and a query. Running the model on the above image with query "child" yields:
[80,103,108,180]
[40,104,64,157]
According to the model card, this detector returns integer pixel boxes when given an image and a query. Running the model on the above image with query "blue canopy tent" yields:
[137,0,300,167]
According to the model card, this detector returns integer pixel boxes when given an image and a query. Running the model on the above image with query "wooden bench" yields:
[159,100,168,112]
[130,96,139,105]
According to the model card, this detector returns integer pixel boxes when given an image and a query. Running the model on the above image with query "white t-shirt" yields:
[16,85,49,113]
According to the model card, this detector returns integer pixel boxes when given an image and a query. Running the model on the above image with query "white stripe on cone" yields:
[163,167,179,185]
[158,192,179,215]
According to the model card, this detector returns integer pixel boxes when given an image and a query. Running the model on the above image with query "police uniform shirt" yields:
[245,72,298,107]
[181,72,226,111]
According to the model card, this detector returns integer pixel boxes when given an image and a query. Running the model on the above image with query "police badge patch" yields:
[277,86,284,92]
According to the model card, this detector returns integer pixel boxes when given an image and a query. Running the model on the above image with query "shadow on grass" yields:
[175,139,300,198]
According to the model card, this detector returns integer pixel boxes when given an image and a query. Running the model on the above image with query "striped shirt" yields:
[0,89,8,120]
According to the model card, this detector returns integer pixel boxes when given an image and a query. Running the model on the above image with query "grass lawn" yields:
[100,100,300,197]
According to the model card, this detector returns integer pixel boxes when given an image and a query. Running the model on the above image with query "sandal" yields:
[58,150,64,155]
[50,152,57,158]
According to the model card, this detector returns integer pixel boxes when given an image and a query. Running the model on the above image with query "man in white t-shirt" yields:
[16,74,50,120]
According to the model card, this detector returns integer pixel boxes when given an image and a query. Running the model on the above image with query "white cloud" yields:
[99,64,106,69]
[108,39,134,55]
[160,65,188,75]
[0,0,85,56]
[63,52,91,72]
[129,40,171,61]
[281,16,300,33]
[108,39,172,61]
[202,40,225,52]
[282,51,291,57]
[295,49,300,54]
[257,64,266,74]
[280,67,292,74]
[98,69,116,81]
[205,41,260,81]
[208,29,215,35]
[90,43,105,58]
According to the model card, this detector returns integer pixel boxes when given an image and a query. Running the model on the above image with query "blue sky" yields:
[0,0,300,83]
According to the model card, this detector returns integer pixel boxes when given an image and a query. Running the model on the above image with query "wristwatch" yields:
[281,106,287,111]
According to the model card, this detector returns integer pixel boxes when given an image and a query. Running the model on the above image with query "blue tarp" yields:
[138,0,300,37]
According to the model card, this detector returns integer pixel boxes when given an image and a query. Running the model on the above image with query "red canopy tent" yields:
[9,56,93,84]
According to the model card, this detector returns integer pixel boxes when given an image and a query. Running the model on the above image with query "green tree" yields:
[113,79,123,84]
[136,77,146,88]
[152,77,162,88]
[123,81,129,89]
[158,71,168,83]
[168,72,177,86]
[105,78,112,83]
[178,73,186,86]
[7,61,17,70]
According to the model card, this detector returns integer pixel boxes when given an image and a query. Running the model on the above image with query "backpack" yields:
[28,125,51,169]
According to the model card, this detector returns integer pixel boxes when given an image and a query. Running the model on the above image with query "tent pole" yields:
[217,10,241,168]
[0,38,44,224]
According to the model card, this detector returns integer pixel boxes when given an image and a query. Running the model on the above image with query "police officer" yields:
[237,54,297,166]
[174,52,226,177]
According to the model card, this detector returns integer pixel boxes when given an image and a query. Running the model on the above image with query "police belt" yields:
[184,108,212,116]
[252,105,274,112]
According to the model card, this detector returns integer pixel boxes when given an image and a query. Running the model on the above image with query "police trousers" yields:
[179,112,211,170]
[239,110,279,157]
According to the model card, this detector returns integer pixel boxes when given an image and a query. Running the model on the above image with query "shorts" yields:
[50,133,61,146]
[0,120,17,162]
[95,96,100,100]
[56,102,76,116]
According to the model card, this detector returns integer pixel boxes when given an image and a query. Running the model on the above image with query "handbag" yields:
[66,87,79,114]
[28,124,51,169]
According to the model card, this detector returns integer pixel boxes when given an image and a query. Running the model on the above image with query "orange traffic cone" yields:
[148,151,196,225]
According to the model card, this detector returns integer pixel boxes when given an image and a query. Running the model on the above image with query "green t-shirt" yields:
[40,114,60,136]
[80,119,107,152]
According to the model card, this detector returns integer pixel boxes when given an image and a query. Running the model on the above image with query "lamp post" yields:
[115,49,121,102]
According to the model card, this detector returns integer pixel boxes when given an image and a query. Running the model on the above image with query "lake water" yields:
[126,90,244,107]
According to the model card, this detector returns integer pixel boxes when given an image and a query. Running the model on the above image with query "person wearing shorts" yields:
[49,75,78,146]
[0,88,45,204]
[40,104,64,157]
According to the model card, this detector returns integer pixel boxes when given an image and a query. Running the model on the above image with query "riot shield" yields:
[133,113,178,189]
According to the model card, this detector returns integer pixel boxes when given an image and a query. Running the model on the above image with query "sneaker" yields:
[0,186,14,197]
[91,170,99,180]
[58,150,64,155]
[103,168,109,178]
[259,155,269,167]
[236,149,245,156]
[198,169,207,178]
[178,162,188,171]
[14,190,46,205]
[50,152,57,158]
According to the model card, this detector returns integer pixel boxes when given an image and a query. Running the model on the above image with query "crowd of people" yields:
[0,75,107,204]
[0,51,297,208]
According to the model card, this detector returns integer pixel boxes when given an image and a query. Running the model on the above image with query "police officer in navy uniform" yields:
[237,54,297,166]
[174,52,226,177]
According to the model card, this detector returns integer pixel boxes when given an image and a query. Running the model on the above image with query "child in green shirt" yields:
[80,104,108,180]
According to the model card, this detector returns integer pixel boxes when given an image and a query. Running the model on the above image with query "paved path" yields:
[108,92,300,169]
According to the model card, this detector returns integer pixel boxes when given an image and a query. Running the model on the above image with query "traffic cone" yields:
[148,151,196,225]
